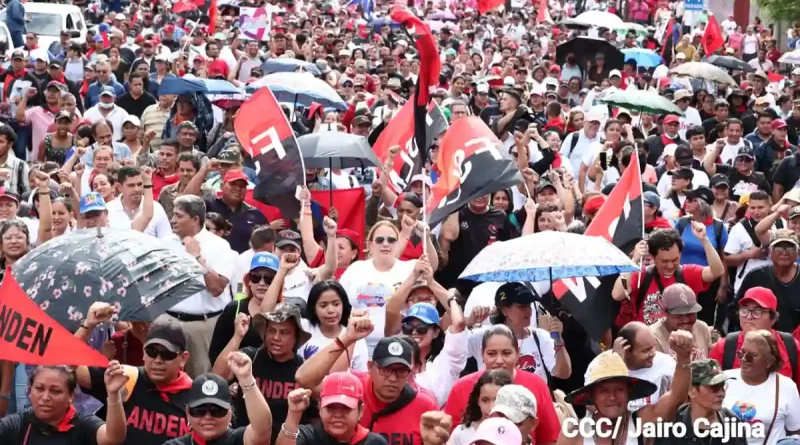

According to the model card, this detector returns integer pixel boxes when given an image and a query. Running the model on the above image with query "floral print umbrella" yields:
[12,228,206,332]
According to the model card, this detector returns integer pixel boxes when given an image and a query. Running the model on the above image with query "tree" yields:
[755,0,800,25]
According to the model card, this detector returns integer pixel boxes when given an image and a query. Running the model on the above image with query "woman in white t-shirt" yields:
[299,280,368,372]
[722,330,800,445]
[339,220,416,355]
[447,369,514,445]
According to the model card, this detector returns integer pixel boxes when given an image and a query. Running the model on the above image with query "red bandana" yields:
[56,404,77,432]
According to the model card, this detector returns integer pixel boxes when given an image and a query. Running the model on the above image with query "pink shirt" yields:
[22,106,56,162]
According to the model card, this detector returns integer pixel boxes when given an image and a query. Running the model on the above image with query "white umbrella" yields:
[573,11,625,28]
[669,62,737,86]
[779,51,800,65]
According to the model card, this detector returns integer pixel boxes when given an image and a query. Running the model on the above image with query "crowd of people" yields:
[2,0,800,444]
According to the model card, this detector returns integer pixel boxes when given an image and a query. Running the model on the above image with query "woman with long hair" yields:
[0,220,31,283]
[300,280,368,371]
[584,120,635,192]
[0,364,128,445]
[38,112,76,164]
[490,189,513,214]
[340,220,417,355]
[208,252,279,366]
[448,370,514,445]
[108,47,129,84]
[118,116,144,158]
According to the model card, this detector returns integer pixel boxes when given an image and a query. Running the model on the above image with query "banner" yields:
[373,100,448,194]
[551,152,644,339]
[425,116,521,227]
[238,7,274,41]
[235,88,305,219]
[0,272,110,367]
[311,188,367,259]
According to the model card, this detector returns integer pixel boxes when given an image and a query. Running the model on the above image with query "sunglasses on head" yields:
[374,236,397,245]
[249,273,273,284]
[144,345,179,361]
[401,322,431,335]
[189,404,228,418]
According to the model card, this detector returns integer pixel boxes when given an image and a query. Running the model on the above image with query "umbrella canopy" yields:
[297,131,381,169]
[12,229,206,332]
[246,73,348,110]
[556,37,624,71]
[158,76,243,96]
[669,62,737,86]
[598,89,684,115]
[426,10,456,21]
[779,50,800,65]
[616,22,647,35]
[567,10,625,28]
[706,55,753,72]
[622,48,663,68]
[459,231,639,282]
[262,58,322,76]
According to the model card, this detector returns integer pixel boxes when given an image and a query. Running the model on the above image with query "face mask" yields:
[99,101,114,110]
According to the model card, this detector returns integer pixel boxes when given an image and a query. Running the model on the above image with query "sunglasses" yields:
[773,245,797,254]
[401,322,431,335]
[249,273,273,284]
[189,404,228,418]
[374,236,397,245]
[144,345,179,361]
[736,350,757,363]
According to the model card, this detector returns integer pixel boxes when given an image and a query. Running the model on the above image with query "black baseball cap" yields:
[686,186,714,205]
[372,337,413,369]
[495,282,536,307]
[144,321,187,353]
[710,173,729,188]
[668,167,694,180]
[674,144,693,167]
[187,373,231,409]
[276,230,301,250]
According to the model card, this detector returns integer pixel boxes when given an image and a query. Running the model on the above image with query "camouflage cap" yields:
[252,302,311,346]
[691,359,733,386]
[489,384,537,423]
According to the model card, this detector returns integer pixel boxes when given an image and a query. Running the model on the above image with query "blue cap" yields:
[79,192,106,214]
[250,252,279,272]
[402,303,440,325]
[99,85,116,97]
[93,34,104,42]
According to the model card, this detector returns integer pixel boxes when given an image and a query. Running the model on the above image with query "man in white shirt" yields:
[748,49,775,72]
[724,191,774,295]
[560,109,602,174]
[83,86,130,140]
[721,14,737,37]
[656,144,710,196]
[159,194,236,377]
[673,89,703,139]
[503,14,527,43]
[107,165,172,238]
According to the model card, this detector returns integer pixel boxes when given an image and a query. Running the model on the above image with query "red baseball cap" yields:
[320,372,363,409]
[583,195,606,215]
[739,287,777,310]
[662,114,680,125]
[164,24,176,33]
[772,119,788,130]
[549,64,561,73]
[223,170,248,184]
[336,228,360,246]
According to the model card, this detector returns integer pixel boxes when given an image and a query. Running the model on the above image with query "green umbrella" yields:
[597,90,685,116]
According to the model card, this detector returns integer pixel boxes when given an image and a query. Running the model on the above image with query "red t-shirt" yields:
[443,370,560,445]
[616,265,709,327]
[710,329,800,388]
[151,169,179,199]
[353,371,438,445]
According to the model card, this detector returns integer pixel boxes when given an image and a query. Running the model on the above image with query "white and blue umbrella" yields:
[779,50,800,65]
[459,231,638,283]
[246,72,348,110]
[622,48,663,68]
[158,76,243,96]
[262,58,321,76]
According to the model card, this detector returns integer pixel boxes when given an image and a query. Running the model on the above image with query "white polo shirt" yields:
[83,104,130,141]
[168,229,237,314]
[106,196,173,239]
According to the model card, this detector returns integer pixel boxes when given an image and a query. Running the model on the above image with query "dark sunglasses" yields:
[249,273,273,284]
[374,236,397,245]
[189,404,228,418]
[736,350,756,363]
[401,322,431,335]
[144,345,179,361]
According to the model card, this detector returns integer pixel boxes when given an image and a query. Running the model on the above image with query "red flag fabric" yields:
[536,0,552,24]
[171,0,198,13]
[390,7,440,107]
[702,15,724,56]
[310,188,366,258]
[0,272,110,367]
[208,0,218,35]
[660,17,676,58]
[476,0,504,13]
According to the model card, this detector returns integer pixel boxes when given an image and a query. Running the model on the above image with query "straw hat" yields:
[565,352,657,405]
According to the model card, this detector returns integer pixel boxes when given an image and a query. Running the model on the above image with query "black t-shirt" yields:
[83,367,193,445]
[0,410,103,445]
[208,298,264,366]
[773,152,800,192]
[233,347,311,443]
[297,424,389,445]
[716,164,772,201]
[736,265,800,333]
[163,428,246,445]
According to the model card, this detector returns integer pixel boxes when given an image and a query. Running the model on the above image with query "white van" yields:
[0,3,86,52]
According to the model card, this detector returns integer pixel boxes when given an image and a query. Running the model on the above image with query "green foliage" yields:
[755,0,800,23]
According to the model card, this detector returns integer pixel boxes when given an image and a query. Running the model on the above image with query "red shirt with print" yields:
[353,371,438,445]
[444,370,560,445]
[710,329,800,388]
[615,265,709,327]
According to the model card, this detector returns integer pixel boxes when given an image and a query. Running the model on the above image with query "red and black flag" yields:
[426,116,521,227]
[551,152,644,339]
[660,17,681,66]
[235,88,305,220]
[373,100,448,194]
[390,6,441,175]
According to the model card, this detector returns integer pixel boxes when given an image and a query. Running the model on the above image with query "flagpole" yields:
[422,177,428,256]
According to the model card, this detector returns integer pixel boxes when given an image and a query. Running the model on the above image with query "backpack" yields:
[722,331,797,380]
[735,217,783,279]
[636,265,685,317]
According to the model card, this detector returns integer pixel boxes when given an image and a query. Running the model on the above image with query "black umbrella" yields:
[297,132,382,169]
[12,228,206,332]
[556,37,625,71]
[706,55,754,73]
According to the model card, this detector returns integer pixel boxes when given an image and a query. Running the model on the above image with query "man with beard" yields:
[649,283,712,360]
[107,165,171,238]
